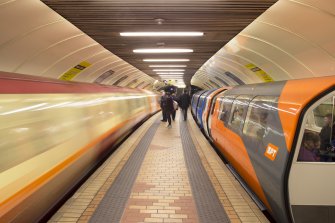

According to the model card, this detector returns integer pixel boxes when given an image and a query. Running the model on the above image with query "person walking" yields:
[164,92,174,127]
[179,90,190,121]
[160,91,167,122]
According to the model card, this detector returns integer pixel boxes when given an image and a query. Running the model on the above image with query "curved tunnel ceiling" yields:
[2,0,332,91]
[0,0,161,90]
[192,0,335,89]
[41,0,277,87]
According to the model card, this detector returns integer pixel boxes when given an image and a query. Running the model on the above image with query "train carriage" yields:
[0,72,160,223]
[193,76,335,223]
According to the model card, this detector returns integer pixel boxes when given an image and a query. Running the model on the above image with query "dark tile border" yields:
[180,118,230,223]
[89,118,160,223]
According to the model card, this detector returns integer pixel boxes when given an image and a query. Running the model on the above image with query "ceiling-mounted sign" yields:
[245,63,273,82]
[94,70,114,84]
[59,61,91,81]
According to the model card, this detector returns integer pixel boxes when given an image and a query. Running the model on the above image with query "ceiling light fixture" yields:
[143,59,190,62]
[157,72,184,75]
[149,65,187,68]
[159,76,184,78]
[160,77,184,81]
[153,69,185,72]
[154,18,165,25]
[133,48,193,53]
[120,32,203,37]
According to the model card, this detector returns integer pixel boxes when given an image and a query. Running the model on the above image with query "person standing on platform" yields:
[179,90,190,121]
[160,91,167,122]
[164,92,174,128]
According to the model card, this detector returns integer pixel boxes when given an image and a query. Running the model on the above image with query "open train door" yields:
[288,92,335,223]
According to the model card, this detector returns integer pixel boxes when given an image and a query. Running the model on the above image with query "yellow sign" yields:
[245,63,273,82]
[59,61,91,81]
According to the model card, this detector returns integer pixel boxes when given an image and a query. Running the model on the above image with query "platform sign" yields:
[59,61,91,81]
[245,63,273,82]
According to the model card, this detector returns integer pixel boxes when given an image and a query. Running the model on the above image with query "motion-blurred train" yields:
[0,72,160,223]
[192,76,335,223]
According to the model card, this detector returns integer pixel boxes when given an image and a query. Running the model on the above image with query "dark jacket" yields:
[179,93,190,109]
[165,95,174,112]
[160,95,166,109]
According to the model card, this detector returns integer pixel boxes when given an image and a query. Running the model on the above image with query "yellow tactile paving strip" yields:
[120,114,198,223]
[48,114,160,223]
[187,111,269,223]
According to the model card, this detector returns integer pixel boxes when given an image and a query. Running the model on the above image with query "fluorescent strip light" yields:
[157,72,184,75]
[159,74,184,76]
[157,75,183,77]
[143,59,190,62]
[134,48,193,53]
[159,76,184,80]
[153,69,185,72]
[120,32,203,37]
[149,65,187,68]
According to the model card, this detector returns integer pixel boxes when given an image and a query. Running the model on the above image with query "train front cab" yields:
[202,88,227,139]
[196,89,216,128]
[288,87,335,223]
[191,90,206,117]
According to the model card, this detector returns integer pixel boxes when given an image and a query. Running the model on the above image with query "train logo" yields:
[264,143,278,161]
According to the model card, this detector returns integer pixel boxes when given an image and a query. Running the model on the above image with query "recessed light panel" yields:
[157,73,184,75]
[134,48,193,53]
[149,65,187,68]
[153,69,185,72]
[120,32,203,37]
[143,59,190,62]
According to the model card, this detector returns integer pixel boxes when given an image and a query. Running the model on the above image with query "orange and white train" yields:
[0,72,160,223]
[192,76,335,223]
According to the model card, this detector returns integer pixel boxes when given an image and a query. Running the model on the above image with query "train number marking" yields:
[264,144,279,161]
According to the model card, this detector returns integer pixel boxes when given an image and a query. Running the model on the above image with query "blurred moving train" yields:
[192,76,335,223]
[0,72,160,223]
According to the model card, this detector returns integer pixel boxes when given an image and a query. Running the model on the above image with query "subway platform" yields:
[48,111,269,223]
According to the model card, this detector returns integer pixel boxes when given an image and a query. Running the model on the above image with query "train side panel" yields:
[0,74,159,223]
[209,81,292,223]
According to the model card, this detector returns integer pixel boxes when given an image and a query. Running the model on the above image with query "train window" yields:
[229,96,251,130]
[211,92,225,115]
[297,94,335,162]
[243,96,278,140]
[215,98,223,118]
[210,96,218,115]
[219,96,236,124]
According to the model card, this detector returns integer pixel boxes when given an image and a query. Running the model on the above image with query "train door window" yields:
[211,92,225,115]
[228,96,251,131]
[219,96,236,124]
[288,91,335,223]
[243,96,278,140]
[296,94,335,162]
[215,98,223,119]
[210,96,218,115]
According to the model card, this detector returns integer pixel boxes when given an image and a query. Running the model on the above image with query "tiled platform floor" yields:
[48,111,269,223]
